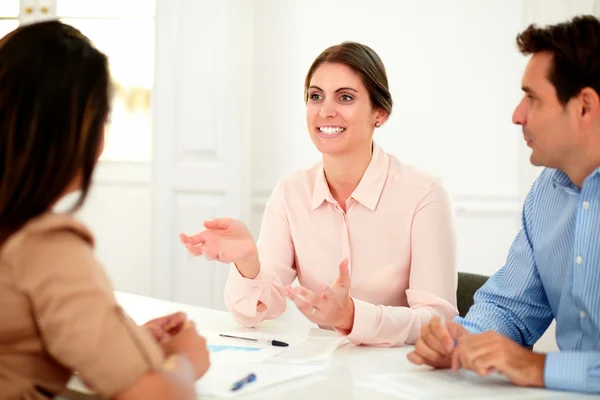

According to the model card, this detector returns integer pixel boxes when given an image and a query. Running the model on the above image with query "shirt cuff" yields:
[224,262,269,296]
[544,351,592,393]
[223,264,267,313]
[342,298,378,345]
[453,316,484,334]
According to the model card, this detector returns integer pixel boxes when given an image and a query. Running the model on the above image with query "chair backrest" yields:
[456,272,489,318]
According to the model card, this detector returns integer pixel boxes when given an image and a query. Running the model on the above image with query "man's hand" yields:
[453,331,546,387]
[407,317,469,368]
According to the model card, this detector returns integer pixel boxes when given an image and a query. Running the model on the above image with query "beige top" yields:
[0,213,164,399]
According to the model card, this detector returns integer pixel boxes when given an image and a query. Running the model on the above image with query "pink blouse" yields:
[224,142,458,347]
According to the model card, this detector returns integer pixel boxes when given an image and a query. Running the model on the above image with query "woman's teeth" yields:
[319,127,345,135]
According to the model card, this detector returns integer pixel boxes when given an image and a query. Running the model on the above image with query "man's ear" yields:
[578,87,600,121]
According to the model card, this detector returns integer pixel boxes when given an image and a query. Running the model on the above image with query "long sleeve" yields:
[454,186,554,346]
[224,182,298,327]
[14,227,164,399]
[545,352,600,393]
[344,180,458,346]
[454,176,600,393]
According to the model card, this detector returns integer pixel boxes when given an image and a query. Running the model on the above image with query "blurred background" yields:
[8,1,598,349]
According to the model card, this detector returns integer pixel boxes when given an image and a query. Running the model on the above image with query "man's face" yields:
[512,52,581,169]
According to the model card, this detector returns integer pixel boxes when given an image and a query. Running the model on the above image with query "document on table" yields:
[205,328,346,365]
[208,345,262,353]
[267,328,346,364]
[196,363,326,399]
[204,331,304,365]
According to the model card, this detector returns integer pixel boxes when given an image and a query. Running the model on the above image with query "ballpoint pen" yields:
[219,333,289,347]
[231,372,257,391]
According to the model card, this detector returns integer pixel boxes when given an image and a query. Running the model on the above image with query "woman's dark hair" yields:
[0,20,110,245]
[304,41,393,116]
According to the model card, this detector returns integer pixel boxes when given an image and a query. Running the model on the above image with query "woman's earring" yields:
[375,122,381,128]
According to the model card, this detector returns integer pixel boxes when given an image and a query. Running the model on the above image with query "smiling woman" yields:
[180,41,459,348]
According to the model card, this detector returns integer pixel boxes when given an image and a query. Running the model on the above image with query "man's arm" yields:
[455,184,554,346]
[545,352,600,393]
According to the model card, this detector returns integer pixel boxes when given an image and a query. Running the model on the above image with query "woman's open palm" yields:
[179,218,256,263]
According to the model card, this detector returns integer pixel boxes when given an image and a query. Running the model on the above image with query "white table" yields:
[67,292,598,399]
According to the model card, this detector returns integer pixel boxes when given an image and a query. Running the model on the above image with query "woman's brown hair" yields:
[0,21,110,245]
[304,41,393,116]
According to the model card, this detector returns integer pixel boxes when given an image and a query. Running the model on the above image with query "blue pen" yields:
[231,372,257,392]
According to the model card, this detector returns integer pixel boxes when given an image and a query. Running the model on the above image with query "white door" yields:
[151,0,253,309]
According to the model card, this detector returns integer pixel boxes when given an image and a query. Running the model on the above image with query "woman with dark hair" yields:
[181,42,458,348]
[0,21,208,399]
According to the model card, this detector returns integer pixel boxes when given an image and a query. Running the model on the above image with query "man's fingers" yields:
[450,346,462,371]
[422,324,451,356]
[458,349,471,372]
[414,337,450,367]
[470,352,498,377]
[407,351,426,365]
[430,317,455,354]
[448,320,469,340]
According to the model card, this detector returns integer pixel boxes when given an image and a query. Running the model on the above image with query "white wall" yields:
[249,0,528,280]
[75,162,153,296]
[75,1,597,324]
[252,0,525,196]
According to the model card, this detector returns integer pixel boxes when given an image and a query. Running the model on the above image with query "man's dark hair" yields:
[517,15,600,105]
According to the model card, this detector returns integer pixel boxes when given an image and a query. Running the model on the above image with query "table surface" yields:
[66,292,598,400]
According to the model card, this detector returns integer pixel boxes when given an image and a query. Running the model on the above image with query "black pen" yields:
[219,333,289,347]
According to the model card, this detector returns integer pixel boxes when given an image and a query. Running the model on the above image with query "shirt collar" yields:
[549,168,600,195]
[311,142,390,211]
[584,167,600,185]
[551,169,573,190]
[311,165,336,210]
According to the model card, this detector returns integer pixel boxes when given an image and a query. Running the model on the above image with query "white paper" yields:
[196,363,326,398]
[268,335,346,364]
[204,328,345,365]
[205,331,308,365]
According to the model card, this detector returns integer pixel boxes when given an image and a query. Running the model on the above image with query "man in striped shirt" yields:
[408,15,600,394]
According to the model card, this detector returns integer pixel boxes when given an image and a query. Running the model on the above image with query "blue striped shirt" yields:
[455,167,600,393]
